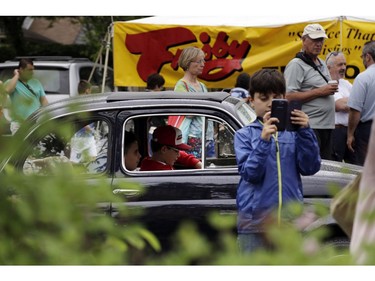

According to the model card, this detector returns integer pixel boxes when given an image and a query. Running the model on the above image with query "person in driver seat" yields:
[140,125,202,171]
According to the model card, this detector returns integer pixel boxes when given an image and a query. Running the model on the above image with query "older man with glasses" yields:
[284,23,338,160]
[326,51,356,164]
[347,40,375,166]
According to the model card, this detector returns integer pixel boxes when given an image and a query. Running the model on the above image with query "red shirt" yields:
[140,151,199,171]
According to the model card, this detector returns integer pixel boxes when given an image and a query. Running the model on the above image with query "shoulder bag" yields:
[330,173,361,238]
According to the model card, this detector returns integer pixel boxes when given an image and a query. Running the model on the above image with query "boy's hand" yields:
[261,112,278,141]
[290,110,309,128]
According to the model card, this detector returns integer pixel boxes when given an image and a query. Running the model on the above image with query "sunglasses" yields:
[325,51,340,64]
[166,146,179,153]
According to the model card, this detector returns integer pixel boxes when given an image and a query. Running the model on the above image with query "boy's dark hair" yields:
[146,73,165,90]
[78,80,91,95]
[124,130,137,154]
[18,58,33,69]
[249,69,286,98]
[235,72,250,90]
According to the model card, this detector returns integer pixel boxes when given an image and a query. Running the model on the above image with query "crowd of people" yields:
[1,23,375,262]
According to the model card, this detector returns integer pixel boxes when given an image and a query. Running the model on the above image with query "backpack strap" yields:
[19,80,38,97]
[295,52,329,83]
[182,80,189,91]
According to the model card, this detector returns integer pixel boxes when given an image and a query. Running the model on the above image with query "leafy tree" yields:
[0,16,149,63]
[0,119,160,265]
[0,16,27,55]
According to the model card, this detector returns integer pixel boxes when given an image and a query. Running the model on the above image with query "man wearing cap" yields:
[284,23,338,160]
[140,125,202,171]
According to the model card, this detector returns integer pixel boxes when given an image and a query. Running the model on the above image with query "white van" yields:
[0,56,114,135]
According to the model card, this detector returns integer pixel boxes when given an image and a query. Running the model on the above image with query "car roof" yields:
[0,57,108,69]
[25,91,236,124]
[3,56,91,63]
[106,91,230,102]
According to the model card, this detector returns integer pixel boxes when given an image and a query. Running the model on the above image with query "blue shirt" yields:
[230,87,250,99]
[348,64,375,123]
[235,120,321,233]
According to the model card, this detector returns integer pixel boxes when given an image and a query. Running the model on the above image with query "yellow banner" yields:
[113,19,375,89]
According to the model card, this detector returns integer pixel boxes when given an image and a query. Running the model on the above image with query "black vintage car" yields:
[0,91,362,251]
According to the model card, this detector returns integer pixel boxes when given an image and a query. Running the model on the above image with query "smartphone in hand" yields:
[286,100,302,131]
[271,99,288,131]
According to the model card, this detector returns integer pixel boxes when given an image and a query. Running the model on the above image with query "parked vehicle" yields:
[0,56,114,135]
[0,91,362,252]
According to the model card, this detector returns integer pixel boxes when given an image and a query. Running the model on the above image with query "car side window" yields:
[121,114,236,172]
[22,119,109,175]
[206,118,237,168]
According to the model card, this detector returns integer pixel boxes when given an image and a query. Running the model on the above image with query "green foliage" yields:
[145,205,355,265]
[0,119,159,265]
[0,114,362,265]
[0,167,161,265]
[0,16,149,64]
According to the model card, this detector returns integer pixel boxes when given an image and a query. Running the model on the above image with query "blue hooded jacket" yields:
[234,119,321,233]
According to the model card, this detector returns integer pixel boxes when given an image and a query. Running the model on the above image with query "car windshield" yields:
[236,102,256,126]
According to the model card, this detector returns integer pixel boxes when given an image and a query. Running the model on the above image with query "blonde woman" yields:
[171,46,215,158]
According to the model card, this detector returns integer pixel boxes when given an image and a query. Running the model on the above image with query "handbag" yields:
[330,173,361,238]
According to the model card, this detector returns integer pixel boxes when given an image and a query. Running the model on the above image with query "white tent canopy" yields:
[129,16,375,27]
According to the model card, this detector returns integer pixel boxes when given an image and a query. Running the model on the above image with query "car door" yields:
[9,111,115,215]
[111,108,242,248]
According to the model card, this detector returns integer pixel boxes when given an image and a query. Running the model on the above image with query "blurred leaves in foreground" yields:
[0,116,359,265]
[0,162,159,265]
[0,154,357,265]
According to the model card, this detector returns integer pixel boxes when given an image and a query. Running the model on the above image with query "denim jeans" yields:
[237,233,272,254]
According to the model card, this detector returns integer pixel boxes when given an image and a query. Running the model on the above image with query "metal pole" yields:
[89,32,107,83]
[101,24,112,94]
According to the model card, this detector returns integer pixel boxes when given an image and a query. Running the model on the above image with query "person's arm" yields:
[347,108,361,152]
[335,97,349,112]
[235,125,271,182]
[4,69,20,95]
[285,83,337,103]
[40,95,48,106]
[176,150,201,168]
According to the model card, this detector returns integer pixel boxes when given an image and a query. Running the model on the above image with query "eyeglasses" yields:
[191,59,205,64]
[325,51,340,63]
[166,146,179,153]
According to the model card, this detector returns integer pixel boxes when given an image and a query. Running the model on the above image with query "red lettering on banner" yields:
[125,27,251,82]
[126,27,196,81]
[200,31,251,80]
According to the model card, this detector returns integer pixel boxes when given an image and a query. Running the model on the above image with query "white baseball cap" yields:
[302,24,328,39]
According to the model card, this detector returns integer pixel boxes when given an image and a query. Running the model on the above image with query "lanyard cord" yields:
[272,132,282,226]
[258,120,283,226]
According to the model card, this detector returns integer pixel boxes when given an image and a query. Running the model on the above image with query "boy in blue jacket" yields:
[234,69,321,253]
